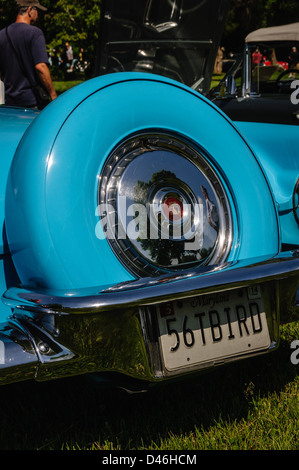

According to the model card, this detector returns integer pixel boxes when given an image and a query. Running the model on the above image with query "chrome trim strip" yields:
[3,253,299,315]
[242,44,251,96]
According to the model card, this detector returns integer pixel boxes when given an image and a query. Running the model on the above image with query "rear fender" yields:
[5,73,279,291]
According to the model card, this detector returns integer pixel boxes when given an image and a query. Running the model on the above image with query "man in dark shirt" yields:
[0,0,57,107]
[288,47,299,69]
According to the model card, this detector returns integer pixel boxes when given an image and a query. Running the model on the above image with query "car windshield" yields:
[96,0,230,94]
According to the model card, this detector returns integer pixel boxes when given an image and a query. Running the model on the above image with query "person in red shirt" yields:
[252,48,262,66]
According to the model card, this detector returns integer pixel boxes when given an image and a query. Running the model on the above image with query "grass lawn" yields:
[54,80,83,95]
[210,73,226,89]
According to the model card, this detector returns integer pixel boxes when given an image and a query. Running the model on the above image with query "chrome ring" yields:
[98,132,233,277]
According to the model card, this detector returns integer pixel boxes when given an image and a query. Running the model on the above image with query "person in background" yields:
[288,46,299,77]
[252,48,262,67]
[65,41,73,72]
[0,0,57,108]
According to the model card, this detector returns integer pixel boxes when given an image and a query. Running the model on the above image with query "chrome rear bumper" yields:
[1,252,299,387]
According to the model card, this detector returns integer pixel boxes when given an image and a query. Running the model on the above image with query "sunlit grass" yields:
[54,80,83,95]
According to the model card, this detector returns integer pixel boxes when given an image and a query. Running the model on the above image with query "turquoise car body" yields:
[0,72,298,389]
[0,0,298,389]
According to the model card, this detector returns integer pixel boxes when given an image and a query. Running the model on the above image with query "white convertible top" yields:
[245,22,299,43]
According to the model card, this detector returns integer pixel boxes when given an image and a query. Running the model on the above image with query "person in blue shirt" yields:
[0,0,57,108]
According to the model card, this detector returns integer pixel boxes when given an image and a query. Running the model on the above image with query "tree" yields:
[0,0,102,59]
[42,0,101,57]
[222,0,299,53]
[263,0,299,27]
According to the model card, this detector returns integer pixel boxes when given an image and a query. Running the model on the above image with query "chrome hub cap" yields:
[98,133,233,276]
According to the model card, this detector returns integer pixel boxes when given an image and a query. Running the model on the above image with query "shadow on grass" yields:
[0,333,297,450]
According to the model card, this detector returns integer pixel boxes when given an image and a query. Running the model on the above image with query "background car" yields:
[209,21,299,125]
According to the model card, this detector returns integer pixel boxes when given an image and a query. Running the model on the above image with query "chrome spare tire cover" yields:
[98,132,233,276]
[5,73,278,290]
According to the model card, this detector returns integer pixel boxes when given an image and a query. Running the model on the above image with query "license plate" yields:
[156,286,271,374]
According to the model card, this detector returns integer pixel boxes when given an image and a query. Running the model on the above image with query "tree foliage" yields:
[223,0,299,52]
[42,0,101,53]
[0,0,298,57]
[0,0,102,57]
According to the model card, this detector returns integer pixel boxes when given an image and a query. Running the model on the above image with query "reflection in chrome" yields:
[144,0,183,33]
[293,178,299,225]
[98,132,233,276]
